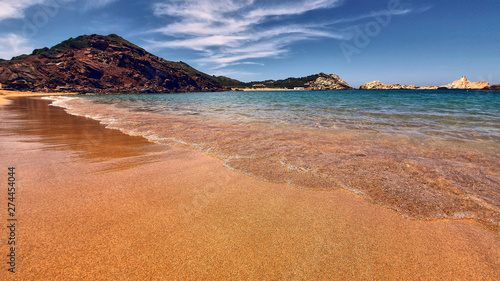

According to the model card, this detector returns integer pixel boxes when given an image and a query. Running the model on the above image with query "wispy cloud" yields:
[0,0,118,22]
[210,69,258,79]
[0,33,34,59]
[324,8,412,26]
[149,0,345,69]
[148,0,431,73]
[0,0,45,21]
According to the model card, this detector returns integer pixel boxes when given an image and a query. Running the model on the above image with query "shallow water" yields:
[49,90,500,232]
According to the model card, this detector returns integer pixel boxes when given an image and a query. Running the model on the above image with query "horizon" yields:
[0,0,499,88]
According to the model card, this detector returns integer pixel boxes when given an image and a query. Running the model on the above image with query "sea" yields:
[49,89,500,232]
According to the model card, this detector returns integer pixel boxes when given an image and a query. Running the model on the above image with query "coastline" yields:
[1,96,499,279]
[0,89,78,105]
[234,87,304,91]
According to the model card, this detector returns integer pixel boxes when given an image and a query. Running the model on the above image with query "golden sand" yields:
[1,97,499,280]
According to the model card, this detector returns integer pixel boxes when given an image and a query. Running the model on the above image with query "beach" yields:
[1,96,499,280]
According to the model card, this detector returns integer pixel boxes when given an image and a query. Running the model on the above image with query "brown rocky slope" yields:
[0,34,226,93]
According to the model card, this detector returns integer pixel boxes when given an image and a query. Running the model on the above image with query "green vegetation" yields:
[171,61,203,76]
[171,61,215,79]
[32,35,91,59]
[163,61,245,88]
[33,47,60,59]
[105,34,144,54]
[31,35,120,59]
[11,54,30,61]
[211,76,248,88]
[107,34,126,45]
[90,40,109,51]
[257,74,320,88]
[56,36,91,50]
[213,74,322,88]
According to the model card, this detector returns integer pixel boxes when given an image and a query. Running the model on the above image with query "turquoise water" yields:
[81,89,500,143]
[51,90,500,232]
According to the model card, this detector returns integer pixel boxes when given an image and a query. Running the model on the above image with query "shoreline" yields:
[52,92,500,233]
[233,87,305,91]
[1,96,499,279]
[0,89,78,105]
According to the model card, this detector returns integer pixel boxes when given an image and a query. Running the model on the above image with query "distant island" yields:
[359,76,495,91]
[0,34,499,93]
[214,73,354,91]
[229,75,498,91]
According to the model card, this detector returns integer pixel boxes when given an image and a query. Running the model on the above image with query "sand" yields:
[1,97,499,280]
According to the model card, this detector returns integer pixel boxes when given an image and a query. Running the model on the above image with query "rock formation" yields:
[359,81,418,90]
[0,34,226,93]
[485,84,500,91]
[307,73,353,90]
[445,76,489,90]
[419,86,439,90]
[359,76,490,90]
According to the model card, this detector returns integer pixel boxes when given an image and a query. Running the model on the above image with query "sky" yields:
[0,0,499,87]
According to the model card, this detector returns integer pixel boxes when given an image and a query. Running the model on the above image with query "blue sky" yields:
[0,0,499,87]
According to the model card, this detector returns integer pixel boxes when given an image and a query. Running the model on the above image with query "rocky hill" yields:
[0,34,226,93]
[222,73,353,90]
[306,73,353,90]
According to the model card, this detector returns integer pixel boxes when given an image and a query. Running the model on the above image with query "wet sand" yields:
[1,97,499,280]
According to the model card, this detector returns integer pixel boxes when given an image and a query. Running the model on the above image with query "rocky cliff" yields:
[0,34,226,93]
[306,73,353,90]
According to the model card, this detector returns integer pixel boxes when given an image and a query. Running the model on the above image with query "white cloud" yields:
[0,33,34,59]
[149,0,344,69]
[148,0,425,73]
[149,35,250,51]
[0,0,118,22]
[247,0,340,19]
[0,0,45,21]
[211,69,258,79]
